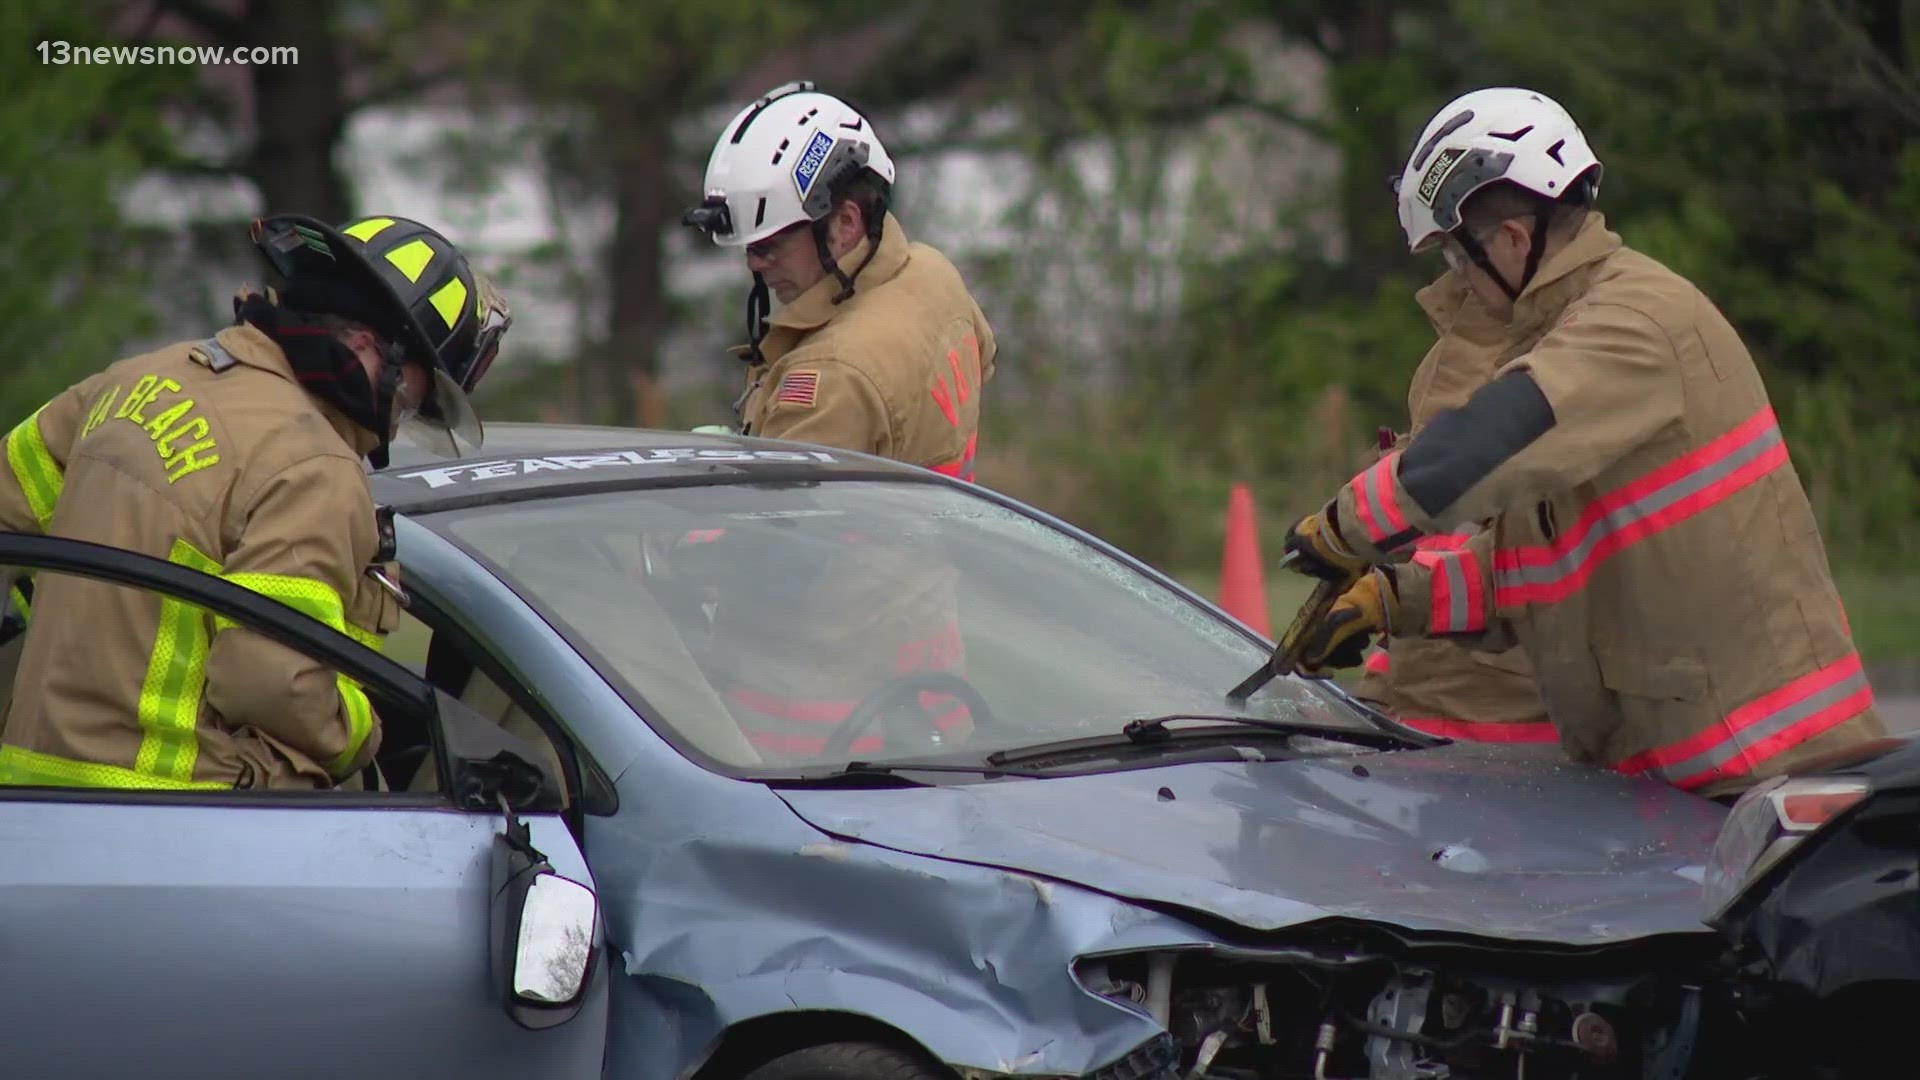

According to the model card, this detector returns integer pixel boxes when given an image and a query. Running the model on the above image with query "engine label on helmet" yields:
[793,130,836,198]
[1417,146,1466,207]
[392,448,839,489]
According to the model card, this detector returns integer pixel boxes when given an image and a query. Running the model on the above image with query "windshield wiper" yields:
[771,759,1053,786]
[844,759,1051,778]
[984,714,1408,768]
[1119,713,1409,746]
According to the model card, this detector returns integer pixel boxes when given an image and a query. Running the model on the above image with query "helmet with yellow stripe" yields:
[249,212,511,461]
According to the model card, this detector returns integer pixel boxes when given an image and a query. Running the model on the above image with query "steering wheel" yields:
[819,672,998,760]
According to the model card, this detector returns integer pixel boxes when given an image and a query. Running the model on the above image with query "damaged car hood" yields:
[775,742,1729,946]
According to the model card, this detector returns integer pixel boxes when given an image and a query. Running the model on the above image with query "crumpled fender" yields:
[588,778,1213,1079]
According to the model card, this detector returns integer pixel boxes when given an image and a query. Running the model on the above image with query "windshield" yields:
[424,479,1378,774]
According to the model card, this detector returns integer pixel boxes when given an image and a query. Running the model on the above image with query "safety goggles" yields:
[745,220,810,261]
[458,284,512,393]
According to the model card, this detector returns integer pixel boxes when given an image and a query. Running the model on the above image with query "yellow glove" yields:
[1283,507,1370,582]
[1298,569,1400,674]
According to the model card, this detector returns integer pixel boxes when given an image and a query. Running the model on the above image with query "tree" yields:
[1462,0,1920,560]
[408,0,832,428]
[123,0,455,220]
[1,0,183,423]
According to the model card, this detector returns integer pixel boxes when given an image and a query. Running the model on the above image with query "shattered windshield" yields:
[425,479,1375,774]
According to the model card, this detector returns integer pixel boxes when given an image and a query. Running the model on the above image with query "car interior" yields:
[374,594,617,815]
[0,566,612,817]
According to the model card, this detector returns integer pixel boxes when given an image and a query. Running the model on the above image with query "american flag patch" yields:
[774,369,819,408]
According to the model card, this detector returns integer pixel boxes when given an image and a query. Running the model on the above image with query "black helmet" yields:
[249,213,511,457]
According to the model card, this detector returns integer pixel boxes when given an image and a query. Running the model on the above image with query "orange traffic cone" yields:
[1219,483,1272,638]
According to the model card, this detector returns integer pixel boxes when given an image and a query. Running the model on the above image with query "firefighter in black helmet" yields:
[0,212,512,791]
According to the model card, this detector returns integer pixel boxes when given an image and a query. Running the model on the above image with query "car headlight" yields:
[1702,774,1872,918]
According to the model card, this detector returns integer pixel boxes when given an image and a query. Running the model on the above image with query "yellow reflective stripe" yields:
[134,539,222,783]
[342,217,396,242]
[344,622,383,651]
[6,406,63,531]
[214,570,378,780]
[10,583,30,621]
[428,277,468,330]
[217,571,346,631]
[329,677,375,776]
[384,238,435,283]
[0,744,226,790]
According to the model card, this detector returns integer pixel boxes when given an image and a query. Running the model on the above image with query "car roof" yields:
[368,421,933,514]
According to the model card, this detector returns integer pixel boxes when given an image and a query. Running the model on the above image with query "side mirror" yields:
[512,872,599,1006]
[491,815,599,1029]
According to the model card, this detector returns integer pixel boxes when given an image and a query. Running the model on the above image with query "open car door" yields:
[0,533,609,1080]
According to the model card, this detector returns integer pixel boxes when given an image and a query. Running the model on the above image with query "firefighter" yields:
[0,213,510,790]
[1354,267,1554,744]
[1280,87,1885,801]
[683,80,997,482]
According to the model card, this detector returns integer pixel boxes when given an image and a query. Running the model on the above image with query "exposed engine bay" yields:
[1077,938,1717,1080]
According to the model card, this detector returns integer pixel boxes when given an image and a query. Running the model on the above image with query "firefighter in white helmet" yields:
[683,81,996,480]
[680,83,996,761]
[1279,87,1884,801]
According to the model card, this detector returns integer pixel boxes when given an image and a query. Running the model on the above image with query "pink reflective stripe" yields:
[724,689,873,758]
[923,692,972,732]
[1413,531,1474,552]
[1415,547,1487,635]
[1364,650,1391,675]
[896,621,965,674]
[1494,408,1787,607]
[931,433,980,482]
[1348,453,1409,544]
[1397,716,1560,743]
[1617,654,1876,791]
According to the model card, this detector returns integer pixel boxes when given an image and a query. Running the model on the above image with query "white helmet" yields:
[685,81,896,249]
[1394,87,1602,255]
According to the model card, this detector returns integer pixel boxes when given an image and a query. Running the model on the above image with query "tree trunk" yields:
[598,99,673,428]
[241,0,353,220]
[1328,0,1403,294]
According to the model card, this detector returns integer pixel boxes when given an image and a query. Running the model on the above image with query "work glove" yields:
[1297,568,1400,674]
[1283,506,1371,582]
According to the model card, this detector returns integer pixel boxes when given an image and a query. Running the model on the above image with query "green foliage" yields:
[1065,0,1920,578]
[0,0,182,427]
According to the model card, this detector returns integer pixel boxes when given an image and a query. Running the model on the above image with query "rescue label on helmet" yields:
[793,130,836,198]
[1417,146,1466,208]
[394,447,838,489]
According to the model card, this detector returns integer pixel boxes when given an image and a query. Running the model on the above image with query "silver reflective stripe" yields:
[1358,457,1406,542]
[1655,667,1873,784]
[1437,555,1469,632]
[1495,424,1783,591]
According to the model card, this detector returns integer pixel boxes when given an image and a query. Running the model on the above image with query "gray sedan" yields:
[0,424,1733,1080]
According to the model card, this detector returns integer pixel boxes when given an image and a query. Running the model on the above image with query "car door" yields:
[0,533,609,1080]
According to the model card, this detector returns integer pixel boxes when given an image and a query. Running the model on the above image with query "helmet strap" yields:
[1517,201,1554,296]
[744,272,771,364]
[1451,196,1561,302]
[812,220,857,303]
[1454,228,1520,302]
[367,342,404,471]
[815,194,889,306]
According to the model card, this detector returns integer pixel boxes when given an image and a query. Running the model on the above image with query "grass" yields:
[1168,565,1920,664]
